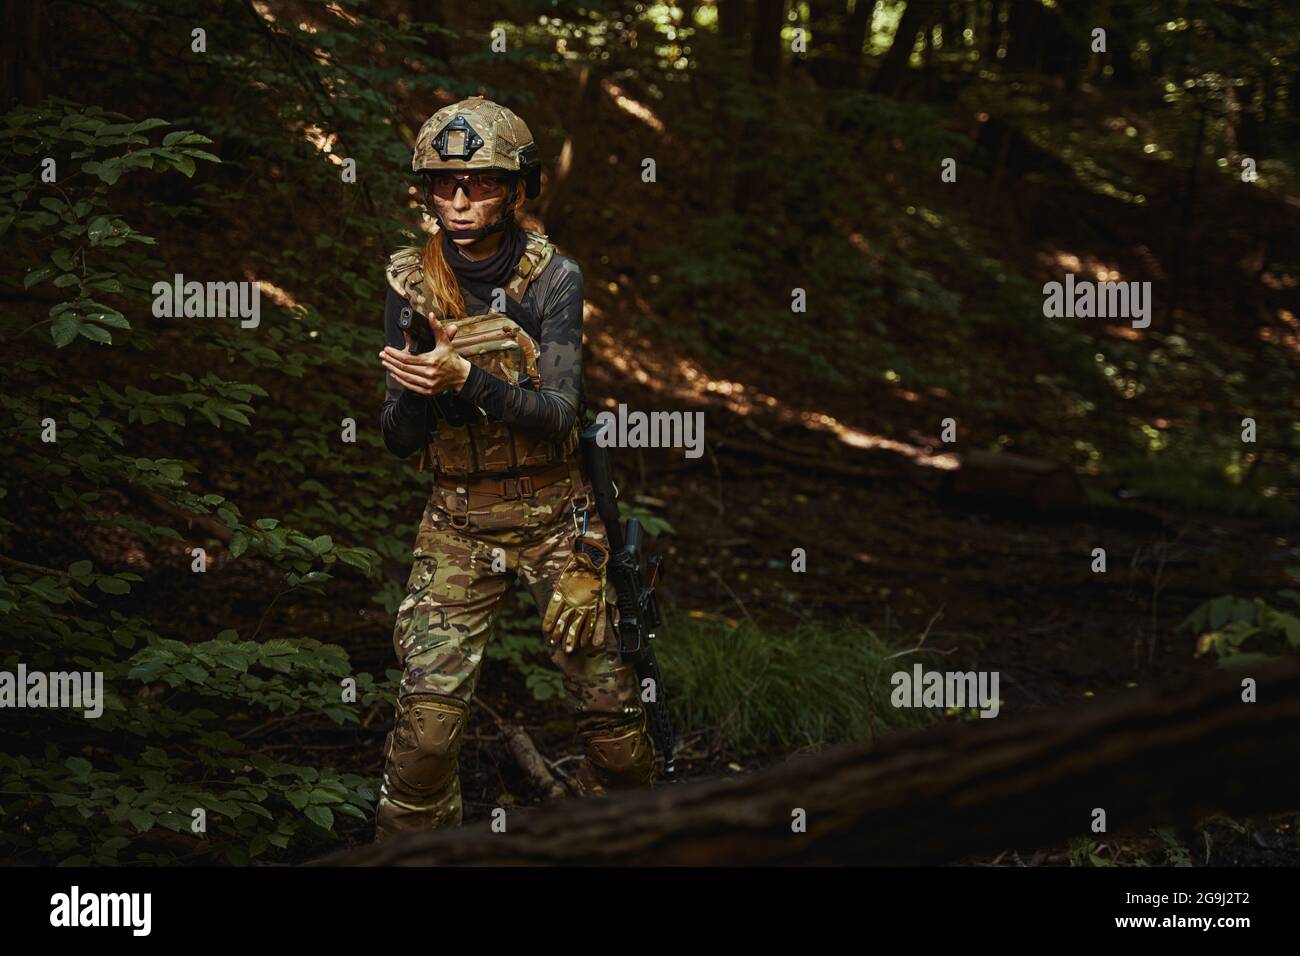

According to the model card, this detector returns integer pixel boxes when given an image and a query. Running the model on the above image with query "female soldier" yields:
[373,97,654,840]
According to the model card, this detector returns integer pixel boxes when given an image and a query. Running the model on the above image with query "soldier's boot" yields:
[574,710,655,797]
[374,693,469,842]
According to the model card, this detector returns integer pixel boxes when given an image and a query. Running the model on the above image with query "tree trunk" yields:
[406,0,450,66]
[1003,0,1043,72]
[1224,81,1241,164]
[1,0,47,107]
[537,63,604,240]
[810,0,873,88]
[1235,76,1262,157]
[837,0,873,83]
[870,0,939,96]
[718,0,749,48]
[317,658,1300,866]
[984,0,1004,63]
[1107,2,1137,87]
[943,0,964,50]
[1260,63,1273,154]
[806,0,844,87]
[750,0,785,83]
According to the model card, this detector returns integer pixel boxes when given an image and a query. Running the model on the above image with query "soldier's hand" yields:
[379,315,470,396]
[544,540,610,655]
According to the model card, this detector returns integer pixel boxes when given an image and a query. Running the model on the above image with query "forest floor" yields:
[254,384,1298,865]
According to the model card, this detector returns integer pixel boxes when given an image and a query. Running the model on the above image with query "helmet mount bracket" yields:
[433,115,485,162]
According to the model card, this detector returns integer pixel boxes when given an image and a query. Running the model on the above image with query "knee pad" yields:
[582,711,654,787]
[387,693,469,795]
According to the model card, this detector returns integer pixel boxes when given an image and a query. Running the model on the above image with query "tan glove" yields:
[544,540,610,655]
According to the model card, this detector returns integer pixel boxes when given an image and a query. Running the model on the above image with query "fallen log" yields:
[944,449,1085,515]
[316,657,1300,866]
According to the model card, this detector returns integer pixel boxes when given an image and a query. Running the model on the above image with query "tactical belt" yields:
[435,458,573,500]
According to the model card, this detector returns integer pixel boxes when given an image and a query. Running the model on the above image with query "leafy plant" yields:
[1179,576,1300,667]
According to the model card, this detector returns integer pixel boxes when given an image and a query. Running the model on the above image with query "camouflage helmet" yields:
[412,96,541,200]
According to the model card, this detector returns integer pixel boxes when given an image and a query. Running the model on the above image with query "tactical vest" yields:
[385,231,580,478]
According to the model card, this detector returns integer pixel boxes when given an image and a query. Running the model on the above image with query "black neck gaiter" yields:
[441,220,526,288]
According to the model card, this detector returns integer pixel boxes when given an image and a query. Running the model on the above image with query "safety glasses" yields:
[427,172,512,201]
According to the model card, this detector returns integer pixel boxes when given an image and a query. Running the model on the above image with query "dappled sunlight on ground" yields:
[1260,309,1300,358]
[583,301,959,470]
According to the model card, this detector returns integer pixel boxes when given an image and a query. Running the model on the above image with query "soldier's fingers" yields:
[382,349,432,372]
[574,612,594,653]
[444,322,459,343]
[380,354,419,378]
[425,313,452,347]
[402,330,413,353]
[384,355,443,389]
[383,362,435,396]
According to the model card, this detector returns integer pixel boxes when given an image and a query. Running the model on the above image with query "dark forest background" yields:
[2,0,1299,866]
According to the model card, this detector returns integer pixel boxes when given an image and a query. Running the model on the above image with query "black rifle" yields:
[580,421,676,778]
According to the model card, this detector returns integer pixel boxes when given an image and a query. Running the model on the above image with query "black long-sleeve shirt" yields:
[379,252,585,458]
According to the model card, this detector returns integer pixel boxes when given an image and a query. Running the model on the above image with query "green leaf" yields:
[86,310,129,330]
[304,805,334,830]
[162,131,211,147]
[78,323,112,344]
[229,532,249,558]
[177,662,208,683]
[1279,613,1300,647]
[24,267,53,288]
[51,314,82,348]
[94,576,131,595]
[87,217,113,242]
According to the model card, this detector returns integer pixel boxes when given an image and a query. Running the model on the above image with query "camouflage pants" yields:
[374,470,654,840]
